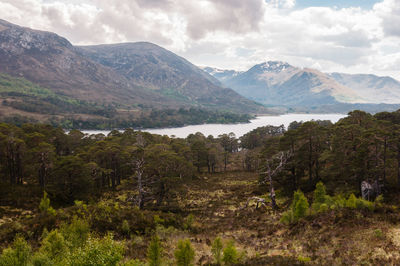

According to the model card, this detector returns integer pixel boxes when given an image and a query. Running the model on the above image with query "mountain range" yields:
[0,19,265,128]
[203,62,400,113]
[1,18,400,128]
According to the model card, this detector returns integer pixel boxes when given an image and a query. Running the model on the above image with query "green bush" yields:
[0,236,31,266]
[297,255,311,263]
[293,190,309,220]
[60,217,90,249]
[39,191,56,216]
[318,203,329,212]
[67,233,124,266]
[121,220,130,236]
[122,259,146,266]
[355,198,374,211]
[222,240,238,265]
[184,214,194,231]
[280,210,295,225]
[311,182,336,212]
[31,252,52,266]
[39,230,68,263]
[314,182,326,204]
[211,237,223,265]
[281,190,309,224]
[374,229,384,239]
[346,194,357,209]
[282,184,376,226]
[375,195,384,206]
[174,239,195,266]
[147,235,163,266]
[333,195,346,208]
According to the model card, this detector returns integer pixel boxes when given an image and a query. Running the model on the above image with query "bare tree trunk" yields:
[262,151,292,210]
[135,158,145,209]
[269,176,277,209]
[383,137,387,183]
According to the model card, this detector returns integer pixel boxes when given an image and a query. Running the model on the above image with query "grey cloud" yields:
[381,9,400,37]
[33,0,267,44]
[135,0,172,9]
[182,0,265,39]
[289,43,370,66]
[319,30,375,48]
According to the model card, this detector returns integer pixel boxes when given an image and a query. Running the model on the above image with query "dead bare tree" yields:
[240,196,267,210]
[131,133,146,209]
[260,151,292,209]
[135,157,145,209]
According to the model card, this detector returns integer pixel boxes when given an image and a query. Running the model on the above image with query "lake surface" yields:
[82,113,346,138]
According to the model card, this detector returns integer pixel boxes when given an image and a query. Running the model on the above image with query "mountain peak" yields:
[253,61,292,73]
[0,19,72,54]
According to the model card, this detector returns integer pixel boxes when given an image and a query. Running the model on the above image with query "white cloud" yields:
[374,0,400,37]
[0,0,400,79]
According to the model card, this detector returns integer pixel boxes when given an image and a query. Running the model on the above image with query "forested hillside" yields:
[0,73,252,129]
[1,109,400,264]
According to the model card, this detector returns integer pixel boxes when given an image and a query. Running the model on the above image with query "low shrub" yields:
[174,239,195,266]
[222,240,238,265]
[0,236,31,266]
[211,237,223,265]
[39,191,56,216]
[147,235,163,266]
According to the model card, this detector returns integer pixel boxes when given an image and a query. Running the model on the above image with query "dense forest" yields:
[2,109,400,264]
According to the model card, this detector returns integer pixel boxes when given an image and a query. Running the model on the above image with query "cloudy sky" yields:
[1,0,400,79]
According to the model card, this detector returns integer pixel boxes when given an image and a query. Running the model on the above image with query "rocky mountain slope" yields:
[77,43,262,112]
[0,19,265,123]
[205,61,400,113]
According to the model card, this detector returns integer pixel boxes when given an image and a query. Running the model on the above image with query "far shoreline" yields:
[78,113,347,138]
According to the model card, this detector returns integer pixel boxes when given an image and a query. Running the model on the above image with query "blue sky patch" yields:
[295,0,381,9]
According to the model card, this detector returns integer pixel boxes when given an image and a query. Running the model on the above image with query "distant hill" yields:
[77,42,263,113]
[0,19,268,128]
[329,73,400,104]
[205,61,400,113]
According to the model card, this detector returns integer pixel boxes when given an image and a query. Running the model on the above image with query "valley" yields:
[2,3,400,265]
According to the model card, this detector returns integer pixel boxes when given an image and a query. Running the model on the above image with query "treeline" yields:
[47,108,253,130]
[0,123,246,207]
[2,109,400,205]
[1,108,251,130]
